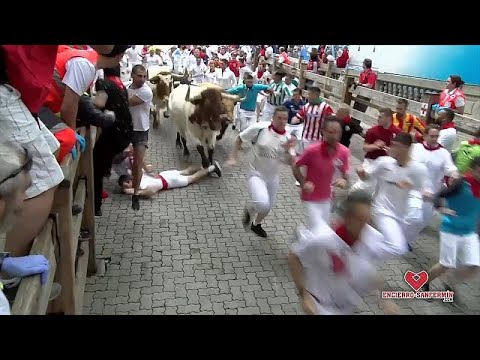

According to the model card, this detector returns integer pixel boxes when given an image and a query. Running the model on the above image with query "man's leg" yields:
[185,162,222,183]
[372,215,409,260]
[131,131,148,211]
[179,165,203,176]
[245,175,273,237]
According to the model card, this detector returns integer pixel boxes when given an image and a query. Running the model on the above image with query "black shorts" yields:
[132,130,149,148]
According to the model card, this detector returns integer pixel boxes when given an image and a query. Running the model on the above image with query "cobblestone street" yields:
[84,117,480,315]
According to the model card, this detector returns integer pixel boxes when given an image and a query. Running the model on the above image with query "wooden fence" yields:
[10,126,99,315]
[274,57,480,141]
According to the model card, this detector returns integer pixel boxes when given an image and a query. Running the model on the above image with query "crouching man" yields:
[288,190,398,315]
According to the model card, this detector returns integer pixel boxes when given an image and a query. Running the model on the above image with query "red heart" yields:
[404,270,428,291]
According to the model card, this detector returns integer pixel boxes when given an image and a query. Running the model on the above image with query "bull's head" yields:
[149,75,171,99]
[188,88,227,131]
[220,93,246,122]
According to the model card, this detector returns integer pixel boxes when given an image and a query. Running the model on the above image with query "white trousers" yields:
[350,158,377,196]
[247,174,280,217]
[237,109,257,132]
[304,200,332,234]
[261,102,276,122]
[403,198,434,245]
[373,214,409,259]
[286,124,304,155]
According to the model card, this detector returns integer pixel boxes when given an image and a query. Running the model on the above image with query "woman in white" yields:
[405,125,459,247]
[188,57,207,85]
[226,106,293,238]
[204,61,218,84]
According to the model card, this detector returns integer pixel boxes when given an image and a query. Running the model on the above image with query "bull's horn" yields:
[184,85,191,101]
[172,74,186,80]
[221,93,243,102]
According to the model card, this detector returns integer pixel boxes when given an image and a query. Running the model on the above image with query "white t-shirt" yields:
[139,174,164,191]
[291,224,379,315]
[216,68,237,90]
[438,127,457,152]
[253,69,271,85]
[239,65,253,83]
[63,57,97,96]
[126,47,141,66]
[218,52,231,61]
[410,143,457,193]
[368,156,428,220]
[189,62,207,85]
[128,83,153,131]
[239,121,290,179]
[205,70,217,84]
[144,54,163,68]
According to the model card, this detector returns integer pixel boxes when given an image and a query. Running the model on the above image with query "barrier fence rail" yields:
[9,125,99,315]
[275,57,480,141]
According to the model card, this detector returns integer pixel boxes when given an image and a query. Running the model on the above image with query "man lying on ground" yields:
[113,146,222,197]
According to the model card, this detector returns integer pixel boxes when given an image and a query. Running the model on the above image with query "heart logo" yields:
[404,271,428,291]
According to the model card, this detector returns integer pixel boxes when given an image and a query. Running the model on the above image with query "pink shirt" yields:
[296,142,350,202]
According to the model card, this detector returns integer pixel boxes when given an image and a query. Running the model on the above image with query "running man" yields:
[288,190,398,315]
[261,71,292,122]
[226,106,293,238]
[421,156,480,307]
[227,74,273,132]
[356,132,428,259]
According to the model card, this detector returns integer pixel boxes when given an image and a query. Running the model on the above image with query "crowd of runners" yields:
[0,44,478,315]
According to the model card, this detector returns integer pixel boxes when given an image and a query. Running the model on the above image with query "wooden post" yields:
[342,76,356,106]
[79,127,97,276]
[324,61,334,99]
[50,185,76,315]
[298,60,308,91]
[422,90,441,125]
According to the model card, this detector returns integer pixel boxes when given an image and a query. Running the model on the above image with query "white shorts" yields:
[304,200,332,234]
[160,170,189,189]
[439,232,480,268]
[0,85,64,199]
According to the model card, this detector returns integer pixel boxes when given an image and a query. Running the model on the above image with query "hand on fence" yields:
[1,255,49,285]
[76,133,86,152]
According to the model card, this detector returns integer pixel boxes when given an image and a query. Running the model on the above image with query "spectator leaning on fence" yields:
[351,58,377,123]
[0,141,51,315]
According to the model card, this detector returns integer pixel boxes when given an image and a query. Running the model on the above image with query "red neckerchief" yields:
[268,124,286,135]
[422,141,442,151]
[320,141,338,156]
[107,75,125,91]
[469,139,480,145]
[257,70,264,79]
[342,115,352,124]
[441,122,456,130]
[334,224,358,248]
[464,173,480,198]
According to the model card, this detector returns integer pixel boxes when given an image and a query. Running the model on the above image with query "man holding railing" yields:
[352,58,377,122]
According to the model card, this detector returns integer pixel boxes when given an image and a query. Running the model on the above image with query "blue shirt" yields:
[440,180,480,235]
[227,84,270,111]
[283,98,306,124]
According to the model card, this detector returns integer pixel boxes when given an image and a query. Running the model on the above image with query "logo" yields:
[381,270,454,303]
[404,270,428,291]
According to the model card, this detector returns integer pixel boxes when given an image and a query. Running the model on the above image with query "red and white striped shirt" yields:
[297,102,334,141]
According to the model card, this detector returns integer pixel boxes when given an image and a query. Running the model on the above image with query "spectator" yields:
[432,75,466,115]
[277,47,291,65]
[336,46,349,68]
[351,58,378,123]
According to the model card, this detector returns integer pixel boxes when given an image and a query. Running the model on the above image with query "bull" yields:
[147,65,191,129]
[169,84,244,168]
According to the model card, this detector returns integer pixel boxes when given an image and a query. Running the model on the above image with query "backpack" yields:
[454,141,480,174]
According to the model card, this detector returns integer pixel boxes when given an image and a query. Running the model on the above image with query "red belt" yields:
[155,173,169,189]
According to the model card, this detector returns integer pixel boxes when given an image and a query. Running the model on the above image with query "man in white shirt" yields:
[128,64,153,211]
[264,45,274,72]
[218,46,231,61]
[143,48,163,69]
[288,191,398,315]
[188,57,207,85]
[125,46,141,69]
[356,132,428,259]
[437,108,457,152]
[405,124,459,247]
[217,59,237,90]
[226,106,293,238]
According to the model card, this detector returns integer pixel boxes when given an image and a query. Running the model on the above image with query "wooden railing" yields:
[10,126,99,315]
[275,57,480,141]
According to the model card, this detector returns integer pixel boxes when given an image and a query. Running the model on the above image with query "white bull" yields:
[169,84,242,168]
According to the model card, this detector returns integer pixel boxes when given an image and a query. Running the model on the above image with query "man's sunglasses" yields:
[0,148,33,186]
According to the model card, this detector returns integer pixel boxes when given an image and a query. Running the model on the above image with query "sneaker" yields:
[232,125,236,130]
[101,190,109,199]
[251,223,267,238]
[95,209,102,217]
[295,181,300,187]
[420,283,432,302]
[72,205,82,216]
[408,243,413,252]
[242,208,251,229]
[213,161,222,177]
[132,195,140,211]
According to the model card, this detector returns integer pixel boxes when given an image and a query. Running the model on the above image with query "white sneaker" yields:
[295,181,300,187]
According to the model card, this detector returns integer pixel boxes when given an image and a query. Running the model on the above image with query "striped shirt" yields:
[268,81,292,106]
[297,102,334,141]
